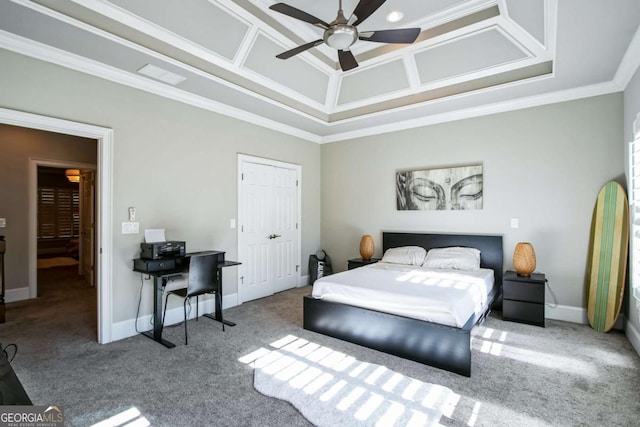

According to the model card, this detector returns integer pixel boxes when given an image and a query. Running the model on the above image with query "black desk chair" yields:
[161,254,222,345]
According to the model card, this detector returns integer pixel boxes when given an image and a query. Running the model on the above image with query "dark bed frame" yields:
[303,232,503,377]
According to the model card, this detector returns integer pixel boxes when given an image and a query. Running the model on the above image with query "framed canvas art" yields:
[396,164,483,210]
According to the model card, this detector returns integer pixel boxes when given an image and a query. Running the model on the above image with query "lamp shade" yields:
[359,235,374,261]
[513,242,536,276]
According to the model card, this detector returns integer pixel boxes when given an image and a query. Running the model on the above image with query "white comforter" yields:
[311,262,494,327]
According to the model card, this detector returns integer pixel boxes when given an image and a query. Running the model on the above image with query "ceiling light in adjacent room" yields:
[65,169,80,183]
[137,64,186,86]
[386,11,404,23]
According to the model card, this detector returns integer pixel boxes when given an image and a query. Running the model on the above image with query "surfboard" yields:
[586,181,629,332]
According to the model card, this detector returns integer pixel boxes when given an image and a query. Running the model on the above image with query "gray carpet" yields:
[1,266,639,426]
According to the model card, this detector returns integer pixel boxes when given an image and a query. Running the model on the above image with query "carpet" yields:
[37,257,79,269]
[252,334,465,427]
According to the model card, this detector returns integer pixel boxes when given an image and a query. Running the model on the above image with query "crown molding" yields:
[1,27,625,146]
[13,0,330,124]
[614,23,640,90]
[320,80,622,143]
[0,4,631,147]
[0,30,321,143]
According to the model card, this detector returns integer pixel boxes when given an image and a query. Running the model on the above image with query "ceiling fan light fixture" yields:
[324,25,358,49]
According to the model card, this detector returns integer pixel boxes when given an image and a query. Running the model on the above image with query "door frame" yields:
[0,107,114,344]
[30,158,96,293]
[237,154,302,304]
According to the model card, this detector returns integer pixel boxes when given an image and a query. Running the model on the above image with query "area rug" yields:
[37,257,79,269]
[251,335,465,427]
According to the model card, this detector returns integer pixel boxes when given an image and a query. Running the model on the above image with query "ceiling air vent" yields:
[137,64,186,85]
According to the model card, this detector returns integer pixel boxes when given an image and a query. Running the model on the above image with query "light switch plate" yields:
[122,222,139,234]
[0,218,5,228]
[510,218,519,229]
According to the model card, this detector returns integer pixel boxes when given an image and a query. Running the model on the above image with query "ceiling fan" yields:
[269,0,421,72]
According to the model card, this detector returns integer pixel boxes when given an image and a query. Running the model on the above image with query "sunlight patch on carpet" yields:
[90,407,150,427]
[242,335,478,427]
[473,325,598,378]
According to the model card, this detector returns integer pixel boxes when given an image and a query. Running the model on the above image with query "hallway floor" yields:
[1,265,96,348]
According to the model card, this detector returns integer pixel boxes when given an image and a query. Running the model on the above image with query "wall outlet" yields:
[122,222,139,234]
[510,218,519,229]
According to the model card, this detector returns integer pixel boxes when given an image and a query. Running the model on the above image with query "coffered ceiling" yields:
[1,0,640,142]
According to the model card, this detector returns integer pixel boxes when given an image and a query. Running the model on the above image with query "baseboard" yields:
[4,287,30,303]
[626,317,640,356]
[545,304,588,324]
[299,275,309,287]
[111,292,238,343]
[545,304,625,330]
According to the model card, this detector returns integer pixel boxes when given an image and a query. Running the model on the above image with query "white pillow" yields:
[380,246,427,266]
[422,247,481,271]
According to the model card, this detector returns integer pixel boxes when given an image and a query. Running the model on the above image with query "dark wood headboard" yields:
[382,232,504,288]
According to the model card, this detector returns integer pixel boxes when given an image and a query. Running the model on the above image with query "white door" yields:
[240,159,300,302]
[272,166,298,293]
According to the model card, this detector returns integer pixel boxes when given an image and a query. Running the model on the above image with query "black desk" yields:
[133,252,240,348]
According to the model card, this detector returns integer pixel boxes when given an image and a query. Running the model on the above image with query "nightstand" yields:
[502,270,546,327]
[347,257,380,270]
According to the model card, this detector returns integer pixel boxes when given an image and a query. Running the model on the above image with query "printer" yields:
[133,240,186,273]
[140,241,186,260]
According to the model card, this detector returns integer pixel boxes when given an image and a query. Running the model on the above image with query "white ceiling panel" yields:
[244,33,329,105]
[337,59,409,105]
[108,0,250,61]
[505,0,545,46]
[415,28,528,85]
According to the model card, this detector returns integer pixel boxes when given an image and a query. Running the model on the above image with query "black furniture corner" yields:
[502,270,546,327]
[0,345,32,405]
[347,257,380,270]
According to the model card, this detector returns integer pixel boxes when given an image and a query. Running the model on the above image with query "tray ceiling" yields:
[0,0,639,142]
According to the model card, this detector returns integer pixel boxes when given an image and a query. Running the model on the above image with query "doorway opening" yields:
[1,107,113,344]
[35,165,96,318]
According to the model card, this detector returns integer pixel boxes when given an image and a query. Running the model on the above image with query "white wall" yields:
[0,49,321,324]
[623,66,640,353]
[321,94,624,314]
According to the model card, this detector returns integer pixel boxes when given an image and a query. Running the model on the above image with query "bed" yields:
[303,232,503,376]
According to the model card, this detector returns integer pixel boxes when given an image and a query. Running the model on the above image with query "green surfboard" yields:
[586,181,629,332]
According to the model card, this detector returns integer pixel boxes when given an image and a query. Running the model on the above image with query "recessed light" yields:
[386,10,404,23]
[137,64,186,86]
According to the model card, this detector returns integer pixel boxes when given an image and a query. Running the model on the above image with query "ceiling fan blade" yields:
[338,50,359,71]
[276,39,324,60]
[359,28,421,44]
[269,3,329,28]
[351,0,387,26]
